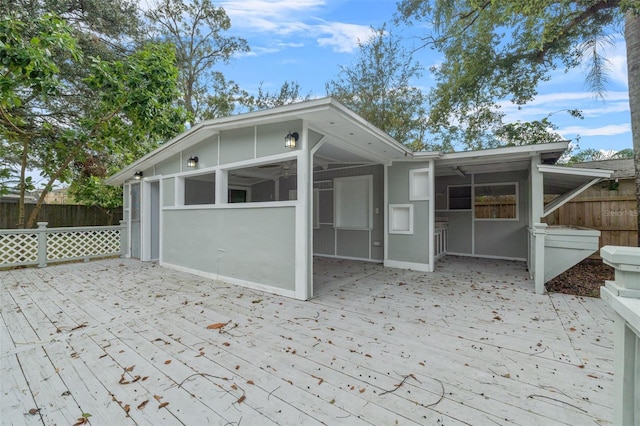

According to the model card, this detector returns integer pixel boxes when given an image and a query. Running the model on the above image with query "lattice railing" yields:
[47,228,121,261]
[0,222,125,269]
[0,232,38,266]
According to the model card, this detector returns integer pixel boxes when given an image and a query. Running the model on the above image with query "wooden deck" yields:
[1,256,614,425]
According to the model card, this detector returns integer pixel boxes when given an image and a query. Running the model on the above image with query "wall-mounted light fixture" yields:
[452,166,466,177]
[133,171,143,180]
[187,156,199,168]
[284,131,299,148]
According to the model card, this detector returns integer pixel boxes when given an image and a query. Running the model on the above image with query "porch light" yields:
[133,171,143,180]
[285,132,299,148]
[187,156,199,168]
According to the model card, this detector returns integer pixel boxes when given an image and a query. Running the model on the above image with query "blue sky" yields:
[150,0,633,154]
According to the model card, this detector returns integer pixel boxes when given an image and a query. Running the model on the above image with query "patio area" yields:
[1,256,614,425]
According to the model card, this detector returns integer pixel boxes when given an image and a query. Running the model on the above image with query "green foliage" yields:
[247,81,312,112]
[566,147,634,164]
[495,118,566,147]
[70,42,187,208]
[397,0,626,150]
[612,148,635,159]
[146,0,249,124]
[326,25,426,146]
[1,11,186,225]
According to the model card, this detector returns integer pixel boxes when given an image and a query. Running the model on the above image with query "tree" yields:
[0,13,81,226]
[398,0,640,245]
[146,0,249,125]
[326,25,427,147]
[1,13,186,227]
[247,80,312,112]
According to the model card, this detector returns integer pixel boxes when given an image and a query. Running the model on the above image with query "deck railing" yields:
[434,226,448,260]
[600,246,640,425]
[0,221,126,269]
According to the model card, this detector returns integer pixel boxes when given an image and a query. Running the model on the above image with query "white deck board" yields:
[0,257,615,425]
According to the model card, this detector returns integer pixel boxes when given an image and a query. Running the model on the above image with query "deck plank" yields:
[0,257,615,425]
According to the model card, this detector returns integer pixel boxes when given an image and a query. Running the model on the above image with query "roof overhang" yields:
[106,97,412,186]
[431,142,569,176]
[539,164,613,217]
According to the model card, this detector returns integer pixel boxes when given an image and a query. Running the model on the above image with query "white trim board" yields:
[160,262,297,299]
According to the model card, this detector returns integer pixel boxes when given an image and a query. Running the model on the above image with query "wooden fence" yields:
[0,203,123,229]
[543,179,638,255]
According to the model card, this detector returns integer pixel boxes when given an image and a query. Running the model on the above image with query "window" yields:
[184,173,215,205]
[447,185,471,210]
[474,183,518,220]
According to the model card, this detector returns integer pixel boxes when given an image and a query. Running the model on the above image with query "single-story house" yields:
[106,97,612,300]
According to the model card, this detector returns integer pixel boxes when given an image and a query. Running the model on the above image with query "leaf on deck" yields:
[236,395,246,404]
[246,380,254,385]
[158,402,170,409]
[207,323,226,329]
[164,360,171,364]
[311,374,324,385]
[137,400,149,410]
[153,394,163,401]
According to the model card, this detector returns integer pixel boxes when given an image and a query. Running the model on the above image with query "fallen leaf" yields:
[153,395,162,401]
[231,384,238,390]
[124,404,130,416]
[252,299,263,304]
[329,399,335,404]
[72,418,86,426]
[359,388,366,393]
[207,323,226,329]
[569,327,577,332]
[28,408,40,415]
[137,400,149,410]
[247,380,255,385]
[223,342,231,347]
[587,374,599,379]
[142,376,149,381]
[125,365,135,372]
[236,395,246,404]
[502,373,511,379]
[493,316,502,321]
[164,360,171,365]
[235,365,240,370]
[158,402,169,409]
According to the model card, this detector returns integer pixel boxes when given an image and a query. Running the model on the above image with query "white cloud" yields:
[498,90,630,122]
[218,0,371,54]
[315,21,372,53]
[558,123,631,137]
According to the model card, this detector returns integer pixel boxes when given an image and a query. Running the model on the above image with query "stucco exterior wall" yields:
[386,161,432,267]
[435,170,529,260]
[307,164,384,261]
[162,206,296,292]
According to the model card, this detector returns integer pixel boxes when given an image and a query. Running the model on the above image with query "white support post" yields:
[532,223,547,295]
[600,245,640,426]
[36,222,48,268]
[119,220,127,258]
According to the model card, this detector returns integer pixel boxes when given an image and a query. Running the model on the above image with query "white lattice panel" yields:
[47,229,120,261]
[0,233,38,265]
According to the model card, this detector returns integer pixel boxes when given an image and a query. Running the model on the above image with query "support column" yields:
[532,223,547,295]
[36,222,48,268]
[600,245,640,426]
